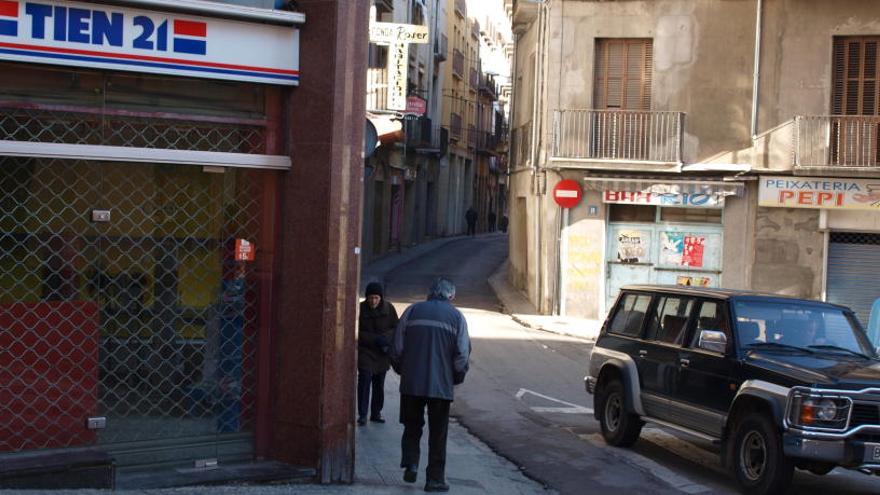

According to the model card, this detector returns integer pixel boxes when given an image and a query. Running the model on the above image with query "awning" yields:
[583,176,745,197]
[367,114,404,146]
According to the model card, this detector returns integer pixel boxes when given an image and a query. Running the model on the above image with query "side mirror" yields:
[698,329,728,354]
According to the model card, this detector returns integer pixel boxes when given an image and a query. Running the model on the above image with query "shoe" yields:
[402,465,418,483]
[370,415,385,423]
[424,480,449,492]
[357,417,367,426]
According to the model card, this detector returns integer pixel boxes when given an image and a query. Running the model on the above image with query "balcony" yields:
[795,115,880,175]
[434,34,448,62]
[450,113,462,140]
[452,50,465,80]
[454,0,466,18]
[366,68,389,111]
[471,19,480,40]
[468,124,476,150]
[471,130,498,154]
[551,109,684,169]
[479,74,497,98]
[405,116,447,156]
[469,68,479,91]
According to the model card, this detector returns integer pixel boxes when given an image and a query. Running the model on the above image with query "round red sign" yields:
[553,179,583,209]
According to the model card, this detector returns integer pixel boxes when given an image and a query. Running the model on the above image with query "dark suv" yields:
[585,285,880,494]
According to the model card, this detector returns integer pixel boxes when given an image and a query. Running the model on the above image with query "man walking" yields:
[390,278,471,492]
[465,206,477,236]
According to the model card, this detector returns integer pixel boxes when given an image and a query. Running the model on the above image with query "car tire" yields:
[731,412,794,495]
[597,379,642,447]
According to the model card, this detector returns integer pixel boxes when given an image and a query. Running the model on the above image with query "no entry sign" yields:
[553,179,583,209]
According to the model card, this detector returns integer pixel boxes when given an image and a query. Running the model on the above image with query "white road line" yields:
[582,433,712,494]
[515,388,594,414]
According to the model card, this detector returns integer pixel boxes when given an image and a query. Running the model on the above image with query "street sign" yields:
[553,179,583,209]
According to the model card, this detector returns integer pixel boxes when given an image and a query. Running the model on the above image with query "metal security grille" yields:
[0,104,267,154]
[827,232,880,325]
[0,156,268,464]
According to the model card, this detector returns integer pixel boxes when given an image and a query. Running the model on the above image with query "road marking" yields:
[515,388,594,414]
[582,433,713,494]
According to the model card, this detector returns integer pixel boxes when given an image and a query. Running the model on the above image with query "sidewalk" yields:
[487,261,602,342]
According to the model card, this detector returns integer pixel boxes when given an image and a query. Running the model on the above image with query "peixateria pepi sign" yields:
[0,0,300,85]
[758,176,880,211]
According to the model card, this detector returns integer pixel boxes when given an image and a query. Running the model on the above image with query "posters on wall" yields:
[660,232,705,267]
[616,230,648,263]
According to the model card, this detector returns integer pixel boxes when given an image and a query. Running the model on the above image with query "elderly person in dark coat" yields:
[357,282,399,426]
[390,278,470,493]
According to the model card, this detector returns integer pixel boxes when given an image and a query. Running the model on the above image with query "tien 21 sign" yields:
[0,0,300,85]
[758,176,880,211]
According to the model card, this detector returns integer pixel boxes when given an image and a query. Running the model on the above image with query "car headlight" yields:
[788,392,851,430]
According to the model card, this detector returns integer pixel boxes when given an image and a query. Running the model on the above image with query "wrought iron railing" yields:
[454,0,466,18]
[450,113,462,139]
[795,115,880,168]
[453,50,465,80]
[552,109,684,165]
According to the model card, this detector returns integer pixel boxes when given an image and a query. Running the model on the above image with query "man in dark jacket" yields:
[390,278,470,493]
[357,282,399,426]
[465,207,477,236]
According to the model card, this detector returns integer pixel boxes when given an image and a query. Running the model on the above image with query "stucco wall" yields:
[752,206,825,298]
[545,0,756,163]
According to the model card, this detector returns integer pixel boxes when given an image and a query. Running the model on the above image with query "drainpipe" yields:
[531,0,548,312]
[750,0,763,140]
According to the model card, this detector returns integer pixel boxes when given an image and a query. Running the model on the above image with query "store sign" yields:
[759,176,880,210]
[406,95,426,116]
[603,191,724,208]
[0,0,300,85]
[369,22,429,111]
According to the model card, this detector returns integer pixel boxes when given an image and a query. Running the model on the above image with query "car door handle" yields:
[638,350,648,358]
[679,358,690,368]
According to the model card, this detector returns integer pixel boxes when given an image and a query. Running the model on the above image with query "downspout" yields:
[531,0,548,312]
[750,0,763,140]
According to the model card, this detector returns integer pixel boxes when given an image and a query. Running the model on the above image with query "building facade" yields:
[507,0,880,335]
[1,0,366,487]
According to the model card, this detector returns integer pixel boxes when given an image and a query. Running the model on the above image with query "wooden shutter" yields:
[594,39,653,110]
[832,37,880,116]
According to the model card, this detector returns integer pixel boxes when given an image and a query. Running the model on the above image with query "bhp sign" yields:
[0,0,301,85]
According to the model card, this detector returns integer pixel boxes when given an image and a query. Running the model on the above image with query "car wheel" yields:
[731,412,794,494]
[597,379,642,447]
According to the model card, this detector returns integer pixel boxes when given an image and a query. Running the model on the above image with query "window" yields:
[689,300,730,348]
[609,204,656,222]
[660,207,722,224]
[608,293,652,337]
[646,296,694,345]
[594,39,653,110]
[832,37,879,116]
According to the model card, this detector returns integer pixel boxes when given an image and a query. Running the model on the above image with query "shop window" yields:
[609,204,656,222]
[659,207,722,224]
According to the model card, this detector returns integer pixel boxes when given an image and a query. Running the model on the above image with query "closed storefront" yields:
[0,0,300,486]
[595,178,743,309]
[827,232,880,324]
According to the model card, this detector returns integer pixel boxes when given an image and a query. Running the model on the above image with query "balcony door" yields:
[593,39,653,160]
[831,37,880,166]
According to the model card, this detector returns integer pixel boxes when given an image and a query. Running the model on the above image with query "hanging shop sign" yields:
[0,0,301,85]
[603,190,724,208]
[369,22,429,111]
[759,176,880,210]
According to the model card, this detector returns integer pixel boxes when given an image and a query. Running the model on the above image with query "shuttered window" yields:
[594,39,653,110]
[832,37,879,116]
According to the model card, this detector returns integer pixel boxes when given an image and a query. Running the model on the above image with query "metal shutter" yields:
[827,232,880,325]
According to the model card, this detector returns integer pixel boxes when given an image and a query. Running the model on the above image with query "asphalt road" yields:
[382,234,880,495]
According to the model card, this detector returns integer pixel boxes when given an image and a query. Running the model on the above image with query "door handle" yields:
[679,358,690,368]
[638,350,648,358]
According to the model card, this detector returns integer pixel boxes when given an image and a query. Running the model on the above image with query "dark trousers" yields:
[357,368,386,419]
[400,394,451,482]
[466,222,476,236]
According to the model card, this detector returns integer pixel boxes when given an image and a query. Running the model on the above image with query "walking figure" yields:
[357,282,399,426]
[391,278,471,492]
[465,207,477,236]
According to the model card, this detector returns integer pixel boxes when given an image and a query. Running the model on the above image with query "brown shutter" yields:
[594,39,652,110]
[832,36,880,116]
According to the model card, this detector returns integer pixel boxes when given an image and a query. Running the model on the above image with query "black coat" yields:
[358,299,399,373]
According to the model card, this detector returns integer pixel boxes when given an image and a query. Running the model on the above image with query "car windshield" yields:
[733,300,877,358]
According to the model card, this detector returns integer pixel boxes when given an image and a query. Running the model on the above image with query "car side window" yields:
[608,293,651,337]
[646,296,695,345]
[688,300,730,349]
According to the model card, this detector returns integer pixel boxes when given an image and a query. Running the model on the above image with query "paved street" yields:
[381,234,880,495]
